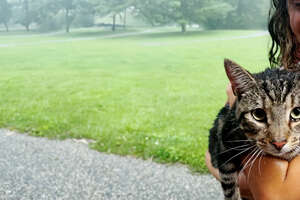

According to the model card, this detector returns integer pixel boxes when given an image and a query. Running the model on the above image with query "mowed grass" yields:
[0,29,269,172]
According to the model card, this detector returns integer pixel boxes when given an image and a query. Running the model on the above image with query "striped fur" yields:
[209,59,300,199]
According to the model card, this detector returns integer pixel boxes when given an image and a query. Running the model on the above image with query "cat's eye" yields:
[251,109,266,122]
[291,107,300,121]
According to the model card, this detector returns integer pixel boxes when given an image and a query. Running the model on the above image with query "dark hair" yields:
[268,0,298,69]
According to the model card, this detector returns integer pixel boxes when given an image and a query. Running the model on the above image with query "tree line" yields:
[0,0,270,33]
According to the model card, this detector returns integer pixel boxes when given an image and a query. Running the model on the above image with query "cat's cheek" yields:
[243,113,266,127]
[291,122,300,133]
[240,116,264,135]
[244,133,257,141]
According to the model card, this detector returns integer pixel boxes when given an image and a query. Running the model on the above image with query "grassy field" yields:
[0,28,269,172]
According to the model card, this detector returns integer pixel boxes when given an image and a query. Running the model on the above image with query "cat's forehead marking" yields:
[255,70,295,105]
[264,79,277,102]
[292,83,300,106]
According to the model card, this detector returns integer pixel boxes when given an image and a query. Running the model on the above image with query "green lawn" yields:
[0,28,269,172]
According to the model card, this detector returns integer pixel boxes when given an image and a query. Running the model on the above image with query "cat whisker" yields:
[224,139,255,143]
[218,144,252,155]
[247,149,262,180]
[221,145,256,168]
[227,126,241,135]
[292,146,300,157]
[258,150,264,177]
[241,151,254,166]
[289,146,300,159]
[238,147,258,180]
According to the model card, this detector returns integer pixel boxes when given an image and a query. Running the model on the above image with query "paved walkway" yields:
[0,129,222,200]
[0,30,268,48]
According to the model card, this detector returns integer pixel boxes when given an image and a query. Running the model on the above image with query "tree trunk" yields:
[65,8,70,33]
[181,23,186,33]
[112,14,116,31]
[123,8,127,29]
[4,22,8,32]
[24,0,29,32]
[66,25,70,33]
[25,24,30,32]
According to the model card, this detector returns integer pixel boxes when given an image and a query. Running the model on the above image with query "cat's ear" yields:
[224,59,257,96]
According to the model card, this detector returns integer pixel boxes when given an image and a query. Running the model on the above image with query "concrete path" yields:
[0,29,160,48]
[0,30,268,48]
[0,129,222,200]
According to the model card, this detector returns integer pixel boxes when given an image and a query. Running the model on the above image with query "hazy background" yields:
[0,0,270,33]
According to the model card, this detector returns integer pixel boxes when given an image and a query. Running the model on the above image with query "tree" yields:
[108,0,134,31]
[73,1,95,28]
[170,0,199,32]
[134,0,269,31]
[32,0,61,32]
[194,1,234,29]
[14,0,41,31]
[22,0,34,31]
[0,0,11,31]
[224,0,270,29]
[59,0,76,33]
[134,0,203,32]
[133,0,171,27]
[92,0,133,31]
[58,0,93,33]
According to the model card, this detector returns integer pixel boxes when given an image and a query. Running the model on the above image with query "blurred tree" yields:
[92,0,133,31]
[13,0,51,32]
[33,0,61,32]
[73,1,95,28]
[194,1,234,29]
[58,0,93,33]
[7,0,270,32]
[0,0,11,31]
[19,0,36,31]
[163,0,194,32]
[133,0,172,27]
[134,0,269,31]
[59,0,76,33]
[224,0,270,29]
[134,0,209,32]
[10,0,94,32]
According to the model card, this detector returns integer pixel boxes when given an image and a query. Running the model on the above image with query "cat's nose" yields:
[271,140,287,151]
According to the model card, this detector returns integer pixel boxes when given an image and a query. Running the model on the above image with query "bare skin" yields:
[289,0,300,43]
[206,83,300,200]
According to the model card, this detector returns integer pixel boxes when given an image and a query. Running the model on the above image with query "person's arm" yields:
[205,151,254,200]
[244,155,300,200]
[206,150,300,200]
[242,156,288,200]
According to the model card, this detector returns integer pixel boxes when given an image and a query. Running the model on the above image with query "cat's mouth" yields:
[259,144,299,160]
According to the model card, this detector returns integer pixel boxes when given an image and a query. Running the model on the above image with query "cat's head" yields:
[225,59,300,159]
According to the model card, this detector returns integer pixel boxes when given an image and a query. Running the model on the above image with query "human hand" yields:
[238,155,288,200]
[240,155,300,200]
[205,151,293,200]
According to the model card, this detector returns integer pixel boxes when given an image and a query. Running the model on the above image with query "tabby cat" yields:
[209,59,300,200]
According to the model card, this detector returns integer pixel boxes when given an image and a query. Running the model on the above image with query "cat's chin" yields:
[272,153,293,161]
[265,151,298,161]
